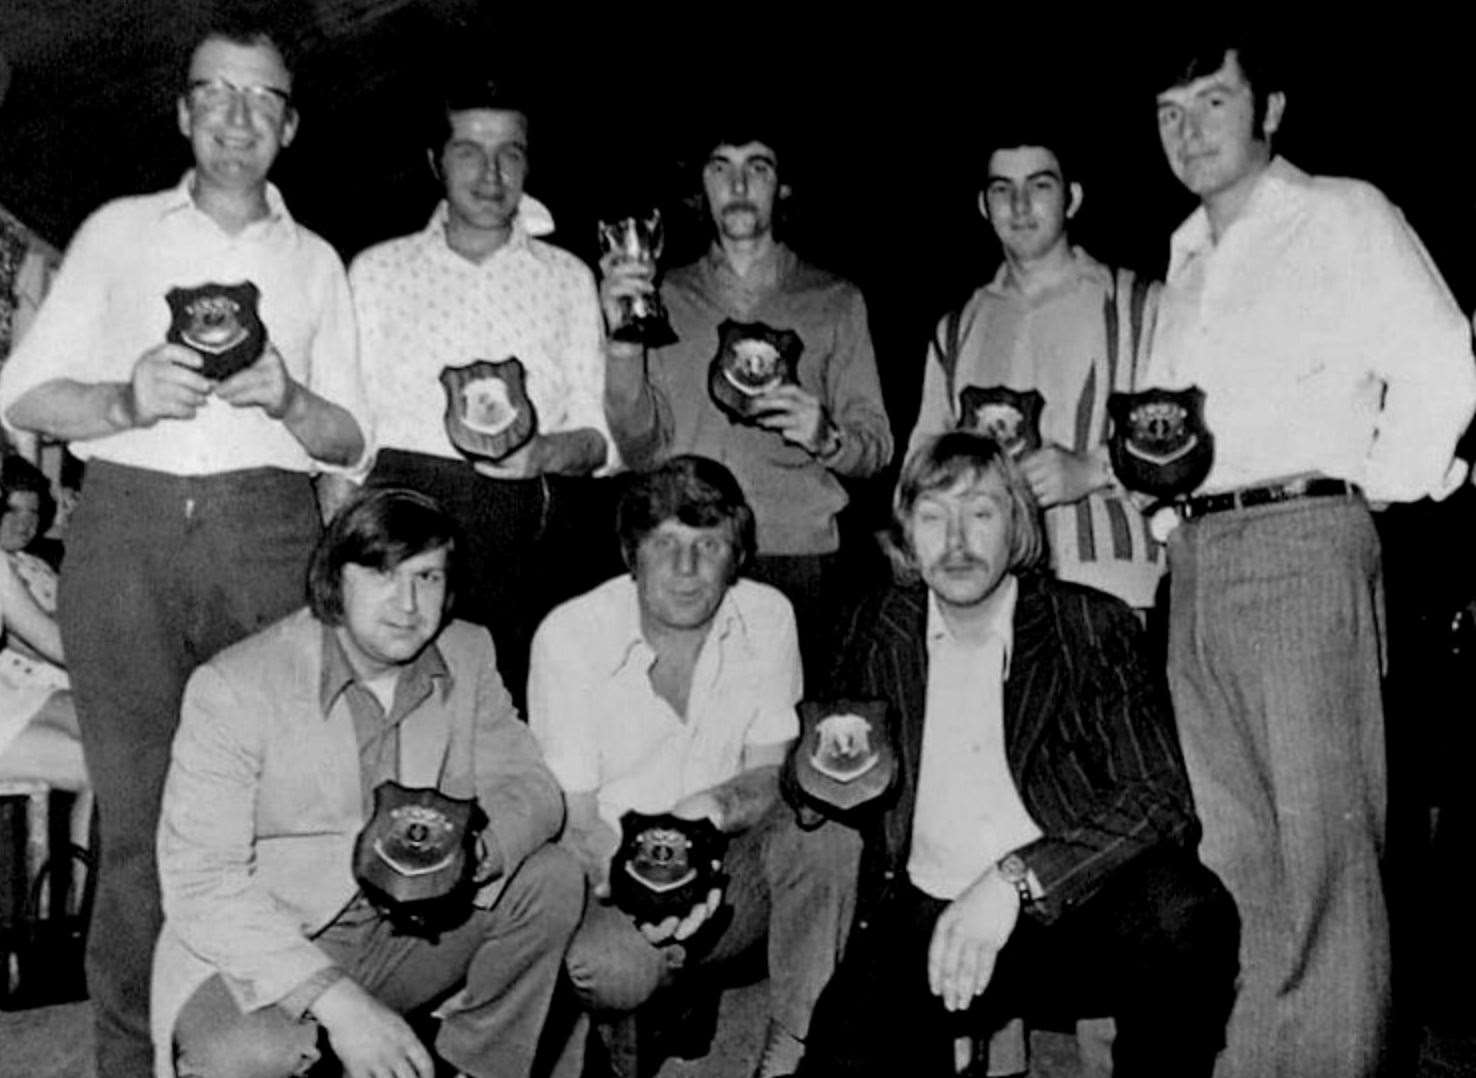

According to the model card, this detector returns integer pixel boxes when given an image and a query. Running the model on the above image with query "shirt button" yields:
[882,870,895,881]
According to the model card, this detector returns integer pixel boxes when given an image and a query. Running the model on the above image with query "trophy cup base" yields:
[611,319,678,349]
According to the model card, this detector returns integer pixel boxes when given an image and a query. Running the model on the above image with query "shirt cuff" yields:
[280,965,346,1020]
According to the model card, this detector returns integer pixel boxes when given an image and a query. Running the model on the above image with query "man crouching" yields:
[152,488,580,1078]
[528,455,861,1078]
[798,431,1239,1078]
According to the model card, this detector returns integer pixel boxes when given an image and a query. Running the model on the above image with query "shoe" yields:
[752,1018,805,1078]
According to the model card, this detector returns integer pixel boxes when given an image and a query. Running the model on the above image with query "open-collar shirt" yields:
[1145,157,1476,502]
[910,575,1042,900]
[528,574,801,833]
[0,172,371,476]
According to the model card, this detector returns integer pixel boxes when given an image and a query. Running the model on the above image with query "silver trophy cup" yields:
[598,209,678,347]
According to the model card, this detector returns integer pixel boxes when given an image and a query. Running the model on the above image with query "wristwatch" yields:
[997,853,1035,908]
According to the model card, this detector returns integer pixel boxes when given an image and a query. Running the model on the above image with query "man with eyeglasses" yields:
[0,16,369,1076]
[344,75,616,708]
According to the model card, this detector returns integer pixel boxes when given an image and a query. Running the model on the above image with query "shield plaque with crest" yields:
[955,386,1045,458]
[352,780,489,939]
[708,319,803,422]
[1107,386,1215,500]
[165,281,267,381]
[608,811,726,926]
[791,699,897,817]
[440,358,539,463]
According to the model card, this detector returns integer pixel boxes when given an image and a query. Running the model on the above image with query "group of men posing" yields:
[1,15,1472,1078]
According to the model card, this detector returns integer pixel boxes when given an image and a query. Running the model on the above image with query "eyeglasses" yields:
[187,77,292,121]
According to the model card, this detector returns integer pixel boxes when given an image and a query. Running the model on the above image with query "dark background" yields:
[4,2,1476,1056]
[3,5,1476,439]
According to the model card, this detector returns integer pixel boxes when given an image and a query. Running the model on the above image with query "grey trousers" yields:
[172,845,583,1078]
[563,804,861,1075]
[1166,496,1390,1077]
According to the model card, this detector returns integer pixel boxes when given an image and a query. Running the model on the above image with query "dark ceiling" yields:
[3,8,1474,429]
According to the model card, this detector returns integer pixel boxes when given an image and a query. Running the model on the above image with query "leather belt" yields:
[1176,477,1358,522]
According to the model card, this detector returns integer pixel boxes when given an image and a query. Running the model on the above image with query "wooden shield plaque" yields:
[165,281,266,381]
[791,699,897,816]
[441,358,539,463]
[1107,386,1214,500]
[956,385,1045,459]
[708,319,803,422]
[608,811,726,925]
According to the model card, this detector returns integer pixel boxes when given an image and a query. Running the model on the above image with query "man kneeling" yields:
[798,432,1238,1078]
[152,489,580,1078]
[529,455,861,1078]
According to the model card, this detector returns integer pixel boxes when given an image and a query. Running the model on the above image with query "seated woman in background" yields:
[0,462,88,835]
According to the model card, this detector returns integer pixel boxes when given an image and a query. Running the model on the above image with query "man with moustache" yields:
[346,76,615,705]
[1146,39,1476,1076]
[601,122,892,663]
[529,456,861,1078]
[152,489,578,1078]
[796,431,1238,1078]
[0,16,369,1074]
[906,123,1161,614]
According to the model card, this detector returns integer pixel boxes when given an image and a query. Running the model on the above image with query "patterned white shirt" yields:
[1145,157,1476,503]
[348,196,615,471]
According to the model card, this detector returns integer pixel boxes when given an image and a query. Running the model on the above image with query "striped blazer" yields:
[825,574,1199,926]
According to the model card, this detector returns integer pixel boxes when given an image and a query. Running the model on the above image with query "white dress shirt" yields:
[348,196,615,471]
[909,576,1042,901]
[527,574,801,834]
[0,174,371,476]
[1143,158,1476,503]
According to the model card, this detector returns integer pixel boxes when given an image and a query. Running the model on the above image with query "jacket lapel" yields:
[1004,575,1058,774]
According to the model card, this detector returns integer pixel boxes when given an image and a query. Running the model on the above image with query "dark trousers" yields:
[367,450,623,711]
[800,851,1239,1078]
[59,461,321,1078]
[747,552,844,679]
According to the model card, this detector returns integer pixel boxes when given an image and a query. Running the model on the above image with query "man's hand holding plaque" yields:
[440,357,539,464]
[709,319,803,423]
[352,780,492,940]
[956,385,1045,460]
[165,281,268,382]
[608,810,726,946]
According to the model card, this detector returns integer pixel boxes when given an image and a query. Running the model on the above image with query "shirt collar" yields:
[985,245,1110,302]
[926,573,1019,676]
[1168,155,1303,273]
[422,192,556,256]
[317,620,452,717]
[159,170,296,236]
[608,576,749,677]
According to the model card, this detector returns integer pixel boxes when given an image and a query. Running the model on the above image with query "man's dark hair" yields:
[308,488,462,625]
[679,109,793,233]
[886,430,1046,582]
[616,455,757,580]
[1155,38,1283,131]
[978,119,1078,195]
[182,10,299,88]
[1,454,56,537]
[425,75,530,159]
